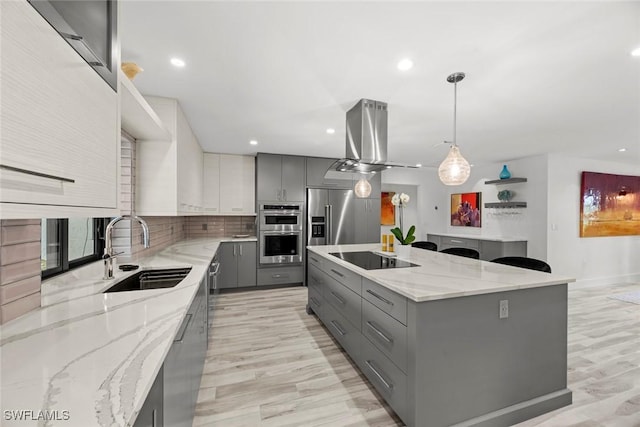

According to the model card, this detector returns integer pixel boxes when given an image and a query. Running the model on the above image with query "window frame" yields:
[41,218,108,279]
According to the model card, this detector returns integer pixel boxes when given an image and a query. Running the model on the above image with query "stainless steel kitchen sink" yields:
[103,267,192,293]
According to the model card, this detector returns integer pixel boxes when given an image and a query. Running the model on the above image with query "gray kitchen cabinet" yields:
[427,233,527,261]
[218,242,257,288]
[256,153,305,202]
[134,366,164,427]
[163,278,207,427]
[354,197,381,244]
[306,157,353,188]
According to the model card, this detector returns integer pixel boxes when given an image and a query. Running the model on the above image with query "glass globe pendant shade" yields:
[354,177,372,198]
[438,144,471,185]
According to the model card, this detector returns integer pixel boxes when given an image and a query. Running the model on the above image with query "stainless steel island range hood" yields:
[328,99,416,175]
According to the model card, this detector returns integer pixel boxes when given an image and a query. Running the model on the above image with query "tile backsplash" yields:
[0,219,42,324]
[185,216,256,238]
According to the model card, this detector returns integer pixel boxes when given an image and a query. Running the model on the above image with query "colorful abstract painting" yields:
[451,192,482,227]
[580,172,640,237]
[381,192,395,225]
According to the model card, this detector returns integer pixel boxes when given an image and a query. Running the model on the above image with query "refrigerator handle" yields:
[325,204,332,245]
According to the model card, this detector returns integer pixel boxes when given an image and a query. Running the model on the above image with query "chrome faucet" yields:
[103,215,150,279]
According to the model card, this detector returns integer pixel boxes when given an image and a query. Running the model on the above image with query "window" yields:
[41,218,108,278]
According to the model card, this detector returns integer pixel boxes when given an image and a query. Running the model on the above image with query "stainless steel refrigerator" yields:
[307,188,356,246]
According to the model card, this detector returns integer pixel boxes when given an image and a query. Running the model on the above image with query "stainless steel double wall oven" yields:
[259,204,303,265]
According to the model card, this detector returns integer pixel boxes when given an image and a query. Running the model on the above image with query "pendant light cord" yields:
[453,79,457,146]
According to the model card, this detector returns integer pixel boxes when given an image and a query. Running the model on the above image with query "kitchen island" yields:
[307,243,574,427]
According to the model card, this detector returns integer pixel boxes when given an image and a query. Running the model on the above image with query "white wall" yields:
[436,155,549,260]
[547,154,640,284]
[381,168,447,242]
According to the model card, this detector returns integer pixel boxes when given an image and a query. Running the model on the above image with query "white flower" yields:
[400,193,410,205]
[391,193,400,206]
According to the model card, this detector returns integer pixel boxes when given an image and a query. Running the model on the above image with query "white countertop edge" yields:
[427,232,527,242]
[307,244,575,303]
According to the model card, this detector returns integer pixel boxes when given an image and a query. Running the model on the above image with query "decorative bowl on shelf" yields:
[121,62,143,80]
[498,189,514,202]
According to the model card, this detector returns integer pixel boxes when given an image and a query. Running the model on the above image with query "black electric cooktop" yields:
[329,251,419,270]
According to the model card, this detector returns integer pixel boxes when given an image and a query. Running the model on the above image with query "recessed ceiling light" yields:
[397,58,413,71]
[249,140,258,146]
[618,148,626,152]
[631,47,640,57]
[386,165,392,169]
[326,128,335,134]
[416,163,422,167]
[170,58,186,67]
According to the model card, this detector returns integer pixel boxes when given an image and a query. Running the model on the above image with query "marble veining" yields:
[0,237,235,427]
[308,244,574,302]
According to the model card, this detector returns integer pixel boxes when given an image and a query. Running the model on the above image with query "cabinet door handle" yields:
[366,289,394,306]
[152,409,157,427]
[174,314,193,343]
[59,32,106,68]
[283,189,287,201]
[272,273,289,279]
[366,321,393,344]
[450,239,463,243]
[310,256,319,263]
[330,320,346,336]
[0,164,75,183]
[329,290,346,306]
[330,268,344,278]
[365,360,394,391]
[233,245,237,256]
[239,244,243,256]
[310,296,321,307]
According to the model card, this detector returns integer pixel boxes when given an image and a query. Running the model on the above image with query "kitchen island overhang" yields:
[307,243,573,427]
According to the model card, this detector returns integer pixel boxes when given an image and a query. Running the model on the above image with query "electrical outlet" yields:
[499,300,509,319]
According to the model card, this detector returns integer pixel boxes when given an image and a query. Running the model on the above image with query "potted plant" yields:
[390,193,415,256]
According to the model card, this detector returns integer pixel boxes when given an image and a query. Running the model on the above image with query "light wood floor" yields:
[193,283,640,427]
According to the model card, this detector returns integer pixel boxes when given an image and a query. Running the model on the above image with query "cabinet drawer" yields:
[325,274,361,330]
[362,278,407,325]
[362,299,407,373]
[308,286,324,319]
[257,266,303,286]
[324,258,362,295]
[307,251,324,270]
[307,264,325,297]
[323,302,360,364]
[440,236,479,250]
[361,336,407,423]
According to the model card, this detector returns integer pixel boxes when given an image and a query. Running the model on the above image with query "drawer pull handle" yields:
[330,268,345,278]
[365,360,394,391]
[310,296,321,307]
[330,291,346,305]
[450,239,463,243]
[310,256,319,263]
[59,32,106,68]
[330,320,346,336]
[272,273,289,279]
[0,164,75,183]
[366,321,393,344]
[174,314,192,343]
[366,289,394,306]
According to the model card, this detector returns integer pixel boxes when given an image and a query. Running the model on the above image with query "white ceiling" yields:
[120,1,640,168]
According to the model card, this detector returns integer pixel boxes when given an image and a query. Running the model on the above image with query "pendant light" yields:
[438,72,471,186]
[354,176,372,198]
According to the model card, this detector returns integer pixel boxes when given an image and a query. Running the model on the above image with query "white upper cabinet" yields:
[203,153,255,215]
[136,96,203,216]
[0,1,119,219]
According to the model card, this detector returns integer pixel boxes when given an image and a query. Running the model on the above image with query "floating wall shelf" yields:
[485,202,527,208]
[484,177,528,185]
[119,70,172,141]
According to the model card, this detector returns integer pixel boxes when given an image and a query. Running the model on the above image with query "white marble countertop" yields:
[308,244,574,302]
[426,232,527,242]
[0,237,233,427]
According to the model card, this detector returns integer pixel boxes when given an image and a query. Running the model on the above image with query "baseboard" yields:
[452,389,573,427]
[571,273,640,289]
